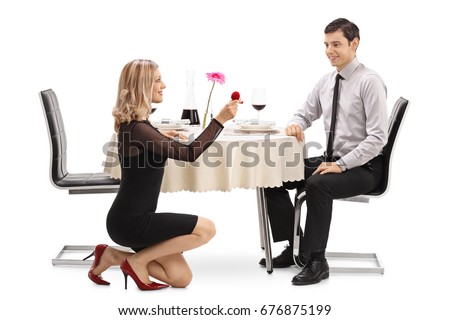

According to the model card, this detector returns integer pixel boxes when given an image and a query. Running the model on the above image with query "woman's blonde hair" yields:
[112,59,159,132]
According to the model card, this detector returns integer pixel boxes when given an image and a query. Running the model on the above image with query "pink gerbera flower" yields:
[206,72,226,85]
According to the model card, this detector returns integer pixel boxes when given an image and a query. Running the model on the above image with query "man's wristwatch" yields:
[336,160,347,172]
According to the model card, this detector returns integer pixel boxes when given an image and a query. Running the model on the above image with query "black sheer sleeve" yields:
[121,119,223,162]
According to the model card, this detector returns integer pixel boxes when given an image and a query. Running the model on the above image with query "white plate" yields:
[234,119,275,127]
[240,124,274,130]
[235,127,279,133]
[152,123,190,130]
[233,119,252,126]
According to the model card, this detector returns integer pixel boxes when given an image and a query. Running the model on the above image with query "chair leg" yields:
[293,190,306,268]
[293,193,384,274]
[52,245,96,266]
[325,252,384,274]
[52,244,130,266]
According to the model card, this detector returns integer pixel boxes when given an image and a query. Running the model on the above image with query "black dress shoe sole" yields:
[291,272,329,286]
[259,259,295,268]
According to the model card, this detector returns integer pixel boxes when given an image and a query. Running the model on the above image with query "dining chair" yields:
[40,88,121,266]
[292,96,409,274]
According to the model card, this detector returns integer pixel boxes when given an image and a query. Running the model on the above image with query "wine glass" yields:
[251,88,267,124]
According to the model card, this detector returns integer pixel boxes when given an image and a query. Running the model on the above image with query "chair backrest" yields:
[40,89,68,186]
[368,96,409,196]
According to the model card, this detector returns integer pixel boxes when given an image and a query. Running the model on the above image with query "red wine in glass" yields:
[181,109,199,125]
[252,104,266,111]
[251,88,267,123]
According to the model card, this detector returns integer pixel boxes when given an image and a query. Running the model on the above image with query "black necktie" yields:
[325,73,342,162]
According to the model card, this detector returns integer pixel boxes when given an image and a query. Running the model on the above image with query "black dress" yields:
[107,119,223,252]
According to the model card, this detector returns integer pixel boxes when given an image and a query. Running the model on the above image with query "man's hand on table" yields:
[285,124,304,142]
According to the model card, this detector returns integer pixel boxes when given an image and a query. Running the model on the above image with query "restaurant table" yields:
[103,125,305,273]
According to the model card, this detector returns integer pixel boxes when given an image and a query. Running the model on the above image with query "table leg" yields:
[257,193,265,250]
[256,187,273,274]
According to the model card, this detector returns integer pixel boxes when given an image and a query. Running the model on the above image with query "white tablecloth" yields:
[103,126,304,192]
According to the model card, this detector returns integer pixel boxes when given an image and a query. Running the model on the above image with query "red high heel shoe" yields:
[83,244,110,285]
[120,258,169,291]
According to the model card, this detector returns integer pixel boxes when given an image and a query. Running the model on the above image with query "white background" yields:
[1,0,449,319]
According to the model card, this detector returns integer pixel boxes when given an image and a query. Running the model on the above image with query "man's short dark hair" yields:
[325,18,360,43]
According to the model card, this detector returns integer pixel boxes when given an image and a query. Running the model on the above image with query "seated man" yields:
[260,18,388,285]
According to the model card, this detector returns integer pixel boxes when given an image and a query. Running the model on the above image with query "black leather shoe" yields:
[291,258,329,285]
[259,246,309,268]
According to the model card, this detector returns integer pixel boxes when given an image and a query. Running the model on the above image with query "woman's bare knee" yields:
[194,217,216,243]
[170,272,193,288]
